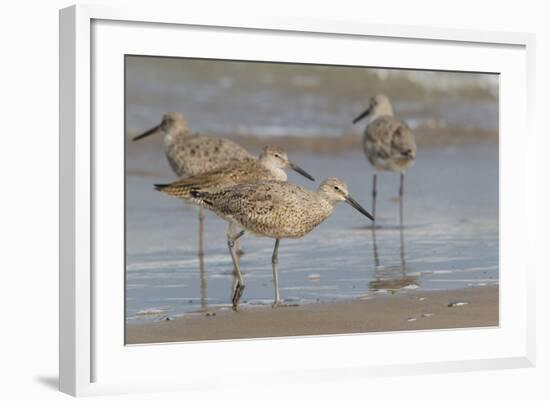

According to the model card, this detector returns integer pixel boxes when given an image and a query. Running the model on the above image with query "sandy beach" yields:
[126,285,498,344]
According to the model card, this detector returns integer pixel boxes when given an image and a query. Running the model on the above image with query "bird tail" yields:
[154,182,195,199]
[154,182,216,208]
[154,170,226,199]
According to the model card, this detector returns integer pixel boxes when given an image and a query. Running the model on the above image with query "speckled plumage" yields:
[192,178,369,239]
[133,112,252,177]
[190,178,373,309]
[166,133,253,177]
[155,146,314,203]
[363,116,416,172]
[159,113,252,177]
[194,181,333,238]
[353,94,417,226]
[133,112,253,256]
[356,95,416,172]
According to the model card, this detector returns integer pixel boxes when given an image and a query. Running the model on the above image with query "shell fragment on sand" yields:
[448,301,470,307]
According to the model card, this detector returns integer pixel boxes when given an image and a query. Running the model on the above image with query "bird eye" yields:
[333,186,339,191]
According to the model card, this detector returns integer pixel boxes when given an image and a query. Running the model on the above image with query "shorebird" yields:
[353,94,416,227]
[154,145,314,198]
[133,112,253,255]
[187,178,374,310]
[154,145,315,263]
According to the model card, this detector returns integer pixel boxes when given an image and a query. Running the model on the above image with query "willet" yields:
[353,94,416,227]
[188,178,374,310]
[154,145,314,196]
[154,145,314,260]
[133,112,252,255]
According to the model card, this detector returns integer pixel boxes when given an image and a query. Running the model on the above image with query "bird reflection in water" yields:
[198,252,207,311]
[369,220,418,292]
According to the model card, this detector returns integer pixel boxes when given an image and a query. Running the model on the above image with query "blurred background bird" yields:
[133,112,253,256]
[353,94,417,227]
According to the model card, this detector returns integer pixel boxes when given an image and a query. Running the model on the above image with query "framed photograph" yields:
[59,4,536,396]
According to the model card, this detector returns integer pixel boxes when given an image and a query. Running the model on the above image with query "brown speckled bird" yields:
[154,146,314,200]
[154,145,314,260]
[133,112,253,255]
[353,94,416,227]
[189,178,374,310]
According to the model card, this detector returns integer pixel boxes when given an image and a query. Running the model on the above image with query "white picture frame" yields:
[59,3,536,397]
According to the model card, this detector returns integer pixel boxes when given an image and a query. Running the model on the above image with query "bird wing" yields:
[156,159,269,199]
[203,181,295,214]
[196,182,326,238]
[390,120,416,159]
[166,134,252,176]
[364,116,416,161]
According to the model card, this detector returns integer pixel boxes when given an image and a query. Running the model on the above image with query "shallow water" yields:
[126,146,498,323]
[125,57,498,138]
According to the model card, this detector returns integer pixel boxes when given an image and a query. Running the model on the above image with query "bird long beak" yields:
[132,123,162,141]
[288,162,315,181]
[352,106,372,124]
[345,194,374,221]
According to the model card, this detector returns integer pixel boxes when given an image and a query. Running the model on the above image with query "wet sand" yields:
[126,126,497,156]
[126,285,498,344]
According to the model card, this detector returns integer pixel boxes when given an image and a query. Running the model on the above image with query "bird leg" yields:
[198,207,205,257]
[227,229,246,310]
[228,222,244,257]
[399,172,404,228]
[228,222,241,297]
[372,173,377,229]
[228,222,237,297]
[271,239,281,307]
